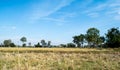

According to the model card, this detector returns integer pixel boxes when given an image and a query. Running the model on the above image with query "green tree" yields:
[79,34,85,47]
[100,36,105,43]
[60,44,66,48]
[47,41,51,47]
[41,39,46,47]
[106,27,120,48]
[20,37,27,47]
[73,36,80,47]
[86,28,100,47]
[73,34,85,47]
[3,39,12,47]
[67,43,76,48]
[10,43,16,47]
[96,36,105,48]
[35,42,42,47]
[28,42,31,47]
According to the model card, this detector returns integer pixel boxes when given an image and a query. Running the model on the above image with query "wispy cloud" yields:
[1,26,17,30]
[87,12,99,18]
[41,17,66,26]
[82,0,120,20]
[41,17,66,23]
[29,0,74,23]
[41,12,76,25]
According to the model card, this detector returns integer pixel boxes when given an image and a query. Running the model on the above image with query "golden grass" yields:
[0,47,116,53]
[0,48,120,70]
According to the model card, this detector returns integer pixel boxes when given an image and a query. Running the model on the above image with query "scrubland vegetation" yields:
[0,27,119,70]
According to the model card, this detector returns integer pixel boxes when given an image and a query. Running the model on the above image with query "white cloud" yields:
[41,17,66,23]
[41,12,76,23]
[1,26,17,30]
[87,12,99,18]
[83,0,120,20]
[94,4,108,11]
[84,3,108,14]
[29,0,74,23]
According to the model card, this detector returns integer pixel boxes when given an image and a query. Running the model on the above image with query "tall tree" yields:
[20,37,27,47]
[86,28,100,47]
[3,39,12,47]
[106,27,120,48]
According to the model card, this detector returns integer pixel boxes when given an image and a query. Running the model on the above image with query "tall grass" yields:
[0,47,118,53]
[0,48,120,70]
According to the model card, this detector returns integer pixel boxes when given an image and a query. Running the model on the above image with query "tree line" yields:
[0,37,51,48]
[0,27,120,48]
[72,27,120,48]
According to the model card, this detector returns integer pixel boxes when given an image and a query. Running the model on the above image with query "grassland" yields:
[0,48,120,70]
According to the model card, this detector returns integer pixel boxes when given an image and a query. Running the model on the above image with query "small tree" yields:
[67,43,76,48]
[73,34,85,47]
[96,36,105,48]
[47,41,51,47]
[73,36,80,47]
[20,37,27,47]
[60,44,66,48]
[28,42,31,47]
[35,42,42,47]
[79,34,85,47]
[41,40,46,47]
[3,39,12,47]
[10,43,16,47]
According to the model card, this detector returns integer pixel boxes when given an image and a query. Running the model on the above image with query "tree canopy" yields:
[106,27,120,48]
[86,28,100,47]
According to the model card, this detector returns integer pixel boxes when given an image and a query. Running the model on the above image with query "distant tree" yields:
[73,34,85,47]
[100,36,105,43]
[67,43,76,48]
[3,39,12,47]
[79,34,85,47]
[41,40,47,47]
[73,36,80,47]
[20,37,27,47]
[96,36,105,48]
[60,44,67,48]
[28,42,31,47]
[51,45,58,48]
[35,42,42,47]
[0,43,4,47]
[86,28,100,47]
[47,41,51,47]
[106,27,120,48]
[10,43,16,47]
[23,44,26,47]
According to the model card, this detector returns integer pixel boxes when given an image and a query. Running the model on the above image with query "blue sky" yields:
[0,0,120,45]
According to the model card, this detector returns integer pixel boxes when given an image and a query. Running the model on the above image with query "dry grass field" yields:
[0,48,120,70]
